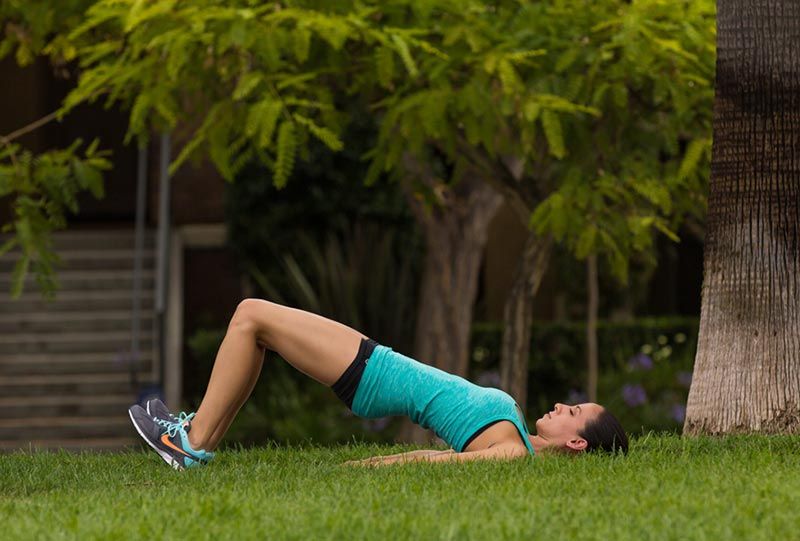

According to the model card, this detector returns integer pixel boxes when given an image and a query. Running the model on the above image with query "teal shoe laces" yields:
[155,411,196,438]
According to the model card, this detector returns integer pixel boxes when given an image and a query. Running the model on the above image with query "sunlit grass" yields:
[2,433,798,540]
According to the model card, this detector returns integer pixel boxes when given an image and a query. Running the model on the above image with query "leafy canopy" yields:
[0,0,714,296]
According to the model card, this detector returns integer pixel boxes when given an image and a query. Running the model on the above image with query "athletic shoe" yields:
[146,398,177,423]
[128,404,215,470]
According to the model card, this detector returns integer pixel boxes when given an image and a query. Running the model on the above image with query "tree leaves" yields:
[541,111,566,159]
[391,34,418,77]
[375,46,396,89]
[0,139,110,298]
[233,72,263,101]
[293,114,343,152]
[274,120,296,189]
[0,0,715,296]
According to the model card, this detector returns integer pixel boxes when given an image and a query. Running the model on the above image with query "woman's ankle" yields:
[187,421,210,451]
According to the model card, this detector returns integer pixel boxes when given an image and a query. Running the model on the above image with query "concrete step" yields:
[0,229,156,251]
[0,373,155,396]
[0,310,156,333]
[0,416,134,440]
[0,269,156,291]
[0,351,155,375]
[0,330,154,354]
[0,249,156,272]
[0,394,135,418]
[0,436,141,453]
[0,290,155,312]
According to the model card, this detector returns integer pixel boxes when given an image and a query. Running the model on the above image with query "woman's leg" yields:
[187,298,367,451]
[201,342,267,450]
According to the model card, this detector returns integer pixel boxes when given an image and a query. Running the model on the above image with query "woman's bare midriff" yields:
[463,420,527,452]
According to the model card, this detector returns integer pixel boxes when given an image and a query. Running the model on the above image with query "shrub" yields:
[187,317,698,445]
[471,317,698,435]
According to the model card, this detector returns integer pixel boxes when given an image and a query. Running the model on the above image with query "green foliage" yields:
[1,0,715,296]
[471,317,699,433]
[362,0,715,283]
[186,326,398,447]
[0,139,110,299]
[58,0,365,181]
[225,115,423,351]
[0,0,92,65]
[247,223,420,349]
[188,316,697,445]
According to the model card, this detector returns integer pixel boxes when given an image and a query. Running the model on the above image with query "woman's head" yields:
[534,403,628,455]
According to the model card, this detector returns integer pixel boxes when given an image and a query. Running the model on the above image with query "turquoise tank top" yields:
[351,345,536,456]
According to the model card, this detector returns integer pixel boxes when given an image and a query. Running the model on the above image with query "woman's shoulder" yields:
[467,420,528,451]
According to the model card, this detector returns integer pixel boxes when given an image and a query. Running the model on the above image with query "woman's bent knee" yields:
[230,298,273,337]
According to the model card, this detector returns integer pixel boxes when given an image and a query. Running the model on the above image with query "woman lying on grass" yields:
[128,299,628,470]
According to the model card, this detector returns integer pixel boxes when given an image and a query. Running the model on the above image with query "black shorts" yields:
[331,338,378,410]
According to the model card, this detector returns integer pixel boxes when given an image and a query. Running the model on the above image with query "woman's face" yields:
[534,402,604,452]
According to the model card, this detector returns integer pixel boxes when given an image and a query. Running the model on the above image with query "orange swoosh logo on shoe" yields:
[161,433,191,457]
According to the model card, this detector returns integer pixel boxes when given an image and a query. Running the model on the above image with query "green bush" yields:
[186,328,399,448]
[207,113,421,448]
[188,317,698,446]
[470,317,698,436]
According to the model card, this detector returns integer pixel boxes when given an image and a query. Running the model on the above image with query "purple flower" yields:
[671,404,686,423]
[363,417,390,432]
[621,384,647,407]
[627,353,653,371]
[676,371,693,388]
[567,389,588,404]
[477,370,501,388]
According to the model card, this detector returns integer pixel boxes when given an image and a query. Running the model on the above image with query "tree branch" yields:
[0,109,60,145]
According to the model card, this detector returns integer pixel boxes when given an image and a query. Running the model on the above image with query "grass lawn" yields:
[1,433,799,540]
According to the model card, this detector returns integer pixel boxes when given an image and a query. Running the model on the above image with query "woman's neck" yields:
[529,434,550,454]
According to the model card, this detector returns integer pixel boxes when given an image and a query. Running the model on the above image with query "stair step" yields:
[0,352,155,375]
[0,269,156,290]
[0,229,156,251]
[0,248,156,261]
[0,330,154,354]
[0,250,156,272]
[0,416,135,441]
[0,373,156,396]
[0,436,141,453]
[0,310,156,333]
[0,394,136,418]
[0,290,156,312]
[0,230,164,452]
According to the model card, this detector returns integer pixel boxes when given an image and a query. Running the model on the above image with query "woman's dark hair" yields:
[578,408,629,455]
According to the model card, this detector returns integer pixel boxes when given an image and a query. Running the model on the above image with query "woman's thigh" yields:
[235,298,368,386]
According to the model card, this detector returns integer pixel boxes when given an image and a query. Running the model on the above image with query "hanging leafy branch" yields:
[361,0,715,282]
[0,136,111,298]
[0,0,714,297]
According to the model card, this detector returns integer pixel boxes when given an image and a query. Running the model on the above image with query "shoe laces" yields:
[155,411,196,438]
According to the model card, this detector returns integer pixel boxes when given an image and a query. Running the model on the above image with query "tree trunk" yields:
[684,0,800,435]
[397,155,503,443]
[586,254,599,403]
[499,231,551,412]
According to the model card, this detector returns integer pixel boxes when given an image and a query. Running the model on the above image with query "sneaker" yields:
[128,404,215,470]
[146,398,177,423]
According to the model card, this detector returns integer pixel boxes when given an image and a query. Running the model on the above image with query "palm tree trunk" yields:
[684,0,800,435]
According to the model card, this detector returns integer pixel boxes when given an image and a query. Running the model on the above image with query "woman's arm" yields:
[342,449,451,466]
[345,444,528,466]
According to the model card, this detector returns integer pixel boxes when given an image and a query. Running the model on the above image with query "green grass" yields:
[2,434,799,540]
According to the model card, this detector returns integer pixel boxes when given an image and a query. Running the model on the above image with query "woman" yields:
[128,299,628,470]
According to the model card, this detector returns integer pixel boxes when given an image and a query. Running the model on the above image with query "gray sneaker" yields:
[128,404,213,470]
[146,398,177,422]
